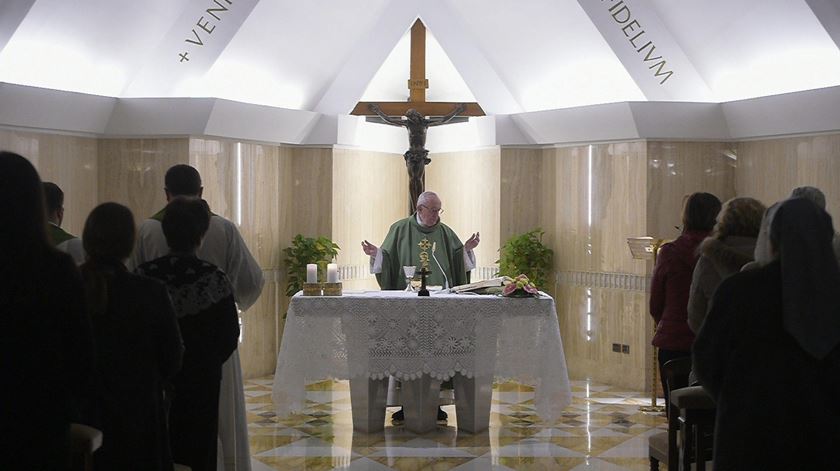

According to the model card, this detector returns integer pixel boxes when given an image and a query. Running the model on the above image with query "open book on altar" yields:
[449,276,513,294]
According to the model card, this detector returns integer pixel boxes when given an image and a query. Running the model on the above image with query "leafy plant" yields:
[496,228,553,289]
[283,234,340,296]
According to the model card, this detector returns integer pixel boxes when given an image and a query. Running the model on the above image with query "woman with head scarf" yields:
[80,202,183,470]
[693,197,840,470]
[0,151,95,469]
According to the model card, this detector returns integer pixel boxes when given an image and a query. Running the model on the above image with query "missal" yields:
[449,276,513,294]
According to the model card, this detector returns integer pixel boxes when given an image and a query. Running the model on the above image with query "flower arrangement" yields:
[502,274,540,298]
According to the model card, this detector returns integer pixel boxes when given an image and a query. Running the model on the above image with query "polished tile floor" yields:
[245,377,666,470]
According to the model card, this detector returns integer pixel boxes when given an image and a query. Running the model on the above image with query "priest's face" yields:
[418,196,443,227]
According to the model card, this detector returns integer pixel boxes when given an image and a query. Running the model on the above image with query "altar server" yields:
[130,164,263,471]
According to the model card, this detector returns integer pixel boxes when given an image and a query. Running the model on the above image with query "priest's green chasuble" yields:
[47,223,76,246]
[376,216,467,290]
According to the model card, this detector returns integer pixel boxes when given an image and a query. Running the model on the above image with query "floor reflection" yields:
[245,377,664,470]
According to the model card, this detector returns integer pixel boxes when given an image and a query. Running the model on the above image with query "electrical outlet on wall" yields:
[621,344,630,354]
[612,343,621,352]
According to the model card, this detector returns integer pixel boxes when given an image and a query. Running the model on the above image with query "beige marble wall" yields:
[98,138,190,225]
[425,147,502,273]
[646,141,737,240]
[0,130,98,236]
[735,133,840,215]
[540,143,651,390]
[500,148,543,244]
[331,147,406,291]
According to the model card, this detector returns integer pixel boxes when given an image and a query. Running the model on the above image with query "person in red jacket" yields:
[650,192,721,399]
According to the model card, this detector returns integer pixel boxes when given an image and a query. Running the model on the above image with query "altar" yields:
[272,290,571,433]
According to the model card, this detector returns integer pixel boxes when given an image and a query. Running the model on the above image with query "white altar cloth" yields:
[272,290,571,423]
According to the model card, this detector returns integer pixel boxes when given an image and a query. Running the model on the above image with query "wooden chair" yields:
[69,423,102,471]
[648,357,691,471]
[671,386,715,471]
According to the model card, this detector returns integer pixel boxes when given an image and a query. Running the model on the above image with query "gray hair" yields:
[791,186,826,209]
[416,191,439,208]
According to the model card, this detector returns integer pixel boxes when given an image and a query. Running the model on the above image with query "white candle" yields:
[306,263,318,283]
[327,263,339,283]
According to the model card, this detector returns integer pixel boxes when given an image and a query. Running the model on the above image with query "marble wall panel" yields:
[0,130,98,237]
[289,147,333,239]
[425,147,501,272]
[646,141,736,240]
[190,138,237,221]
[331,147,406,291]
[557,284,648,391]
[97,138,189,225]
[239,277,281,378]
[735,133,840,215]
[500,148,543,244]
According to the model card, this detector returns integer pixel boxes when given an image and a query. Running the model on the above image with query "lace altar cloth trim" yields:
[272,291,571,423]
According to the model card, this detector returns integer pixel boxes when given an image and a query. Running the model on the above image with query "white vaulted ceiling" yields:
[1,0,840,149]
[0,0,838,114]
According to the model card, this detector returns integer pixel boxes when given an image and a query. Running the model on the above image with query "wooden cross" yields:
[350,19,485,118]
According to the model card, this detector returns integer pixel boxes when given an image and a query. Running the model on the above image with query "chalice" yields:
[403,265,417,292]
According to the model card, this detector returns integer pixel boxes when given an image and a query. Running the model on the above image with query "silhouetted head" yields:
[42,182,65,226]
[790,186,826,210]
[0,151,49,255]
[682,192,722,232]
[162,196,211,253]
[712,197,766,240]
[164,164,203,200]
[83,203,135,264]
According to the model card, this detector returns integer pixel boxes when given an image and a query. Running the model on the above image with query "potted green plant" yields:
[283,234,340,296]
[497,228,553,289]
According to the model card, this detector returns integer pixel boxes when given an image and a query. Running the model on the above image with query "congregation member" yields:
[80,202,183,471]
[0,151,95,470]
[361,190,480,423]
[137,197,240,471]
[649,192,720,398]
[789,185,840,265]
[687,197,765,333]
[693,197,840,470]
[130,164,263,471]
[43,181,86,264]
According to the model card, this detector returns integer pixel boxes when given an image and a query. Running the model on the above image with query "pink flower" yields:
[524,284,539,295]
[503,283,518,296]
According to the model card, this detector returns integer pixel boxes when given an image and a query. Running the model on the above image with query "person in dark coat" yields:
[136,197,240,471]
[0,151,96,470]
[80,203,183,471]
[650,192,721,397]
[693,197,840,470]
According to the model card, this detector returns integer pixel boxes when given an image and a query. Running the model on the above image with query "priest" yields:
[361,191,480,424]
[362,191,480,290]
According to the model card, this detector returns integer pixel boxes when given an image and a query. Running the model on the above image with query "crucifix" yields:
[351,19,485,214]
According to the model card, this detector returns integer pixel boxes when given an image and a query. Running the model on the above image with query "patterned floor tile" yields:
[245,376,665,471]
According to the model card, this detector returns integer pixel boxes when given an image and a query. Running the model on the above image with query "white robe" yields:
[130,214,264,471]
[56,237,86,265]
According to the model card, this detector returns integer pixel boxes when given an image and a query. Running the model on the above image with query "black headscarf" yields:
[771,197,840,359]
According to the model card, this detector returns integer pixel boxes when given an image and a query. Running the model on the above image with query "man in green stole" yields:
[43,182,85,264]
[362,192,480,290]
[361,191,480,423]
